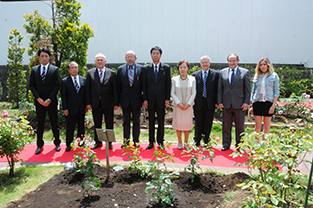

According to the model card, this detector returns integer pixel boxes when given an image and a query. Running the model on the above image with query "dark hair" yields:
[150,46,162,55]
[177,60,190,69]
[37,48,51,57]
[227,53,239,61]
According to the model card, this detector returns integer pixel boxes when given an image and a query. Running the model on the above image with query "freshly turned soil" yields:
[6,164,250,208]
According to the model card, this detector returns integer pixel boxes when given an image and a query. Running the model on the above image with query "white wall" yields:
[0,0,313,67]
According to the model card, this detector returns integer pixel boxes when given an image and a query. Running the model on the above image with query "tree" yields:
[23,0,95,78]
[6,29,26,108]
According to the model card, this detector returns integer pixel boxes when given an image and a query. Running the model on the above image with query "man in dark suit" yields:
[117,50,143,148]
[192,55,219,146]
[29,48,61,154]
[86,53,119,150]
[217,53,251,151]
[61,61,86,152]
[143,46,171,150]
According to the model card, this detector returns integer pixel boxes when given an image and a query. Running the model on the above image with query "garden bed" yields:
[6,164,250,208]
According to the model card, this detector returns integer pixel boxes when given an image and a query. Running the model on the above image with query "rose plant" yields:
[72,135,101,197]
[0,110,34,176]
[232,120,313,207]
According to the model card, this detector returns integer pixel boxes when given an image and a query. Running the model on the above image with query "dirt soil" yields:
[6,164,250,208]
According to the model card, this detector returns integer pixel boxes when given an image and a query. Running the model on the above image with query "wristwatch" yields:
[47,98,51,102]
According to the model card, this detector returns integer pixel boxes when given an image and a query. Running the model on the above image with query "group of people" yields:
[29,47,279,155]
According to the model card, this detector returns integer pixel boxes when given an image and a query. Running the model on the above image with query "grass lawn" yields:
[0,165,63,208]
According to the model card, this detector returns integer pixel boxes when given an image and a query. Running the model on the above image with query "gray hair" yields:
[200,55,211,63]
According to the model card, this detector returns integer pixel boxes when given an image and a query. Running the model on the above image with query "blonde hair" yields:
[255,57,274,79]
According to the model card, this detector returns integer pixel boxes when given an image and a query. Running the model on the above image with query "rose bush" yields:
[0,110,34,176]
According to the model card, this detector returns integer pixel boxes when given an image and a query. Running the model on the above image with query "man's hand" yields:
[241,103,249,111]
[143,100,148,108]
[165,100,170,109]
[114,105,119,110]
[37,98,45,106]
[63,110,69,116]
[43,99,51,107]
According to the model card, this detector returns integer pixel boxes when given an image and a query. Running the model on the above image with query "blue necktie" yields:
[203,71,207,98]
[129,66,133,86]
[74,76,79,93]
[231,69,235,86]
[41,66,46,83]
[154,65,158,82]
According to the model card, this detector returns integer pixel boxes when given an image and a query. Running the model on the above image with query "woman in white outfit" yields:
[171,60,196,150]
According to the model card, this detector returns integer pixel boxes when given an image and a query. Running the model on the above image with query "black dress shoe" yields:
[109,143,113,150]
[146,143,154,150]
[65,146,72,152]
[159,144,165,150]
[221,147,230,151]
[35,147,43,155]
[91,142,103,149]
[193,142,200,147]
[55,145,61,151]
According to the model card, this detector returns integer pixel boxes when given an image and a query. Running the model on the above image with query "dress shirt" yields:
[153,63,160,72]
[202,68,210,80]
[71,75,80,88]
[98,67,106,83]
[128,63,135,80]
[40,63,50,75]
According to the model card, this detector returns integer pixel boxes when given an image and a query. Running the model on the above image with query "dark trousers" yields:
[148,105,165,145]
[92,101,114,144]
[122,106,141,143]
[65,112,85,147]
[193,97,214,145]
[35,101,60,148]
[222,106,245,148]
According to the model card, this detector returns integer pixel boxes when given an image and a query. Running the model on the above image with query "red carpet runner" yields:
[0,144,248,168]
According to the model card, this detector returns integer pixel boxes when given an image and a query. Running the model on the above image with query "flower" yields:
[216,137,220,142]
[278,110,283,115]
[303,93,307,96]
[2,110,8,118]
[171,204,174,207]
[305,94,310,99]
[290,127,296,132]
[26,111,29,114]
[23,111,26,114]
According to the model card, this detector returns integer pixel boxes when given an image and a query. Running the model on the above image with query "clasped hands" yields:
[218,103,249,111]
[37,98,51,107]
[177,103,190,110]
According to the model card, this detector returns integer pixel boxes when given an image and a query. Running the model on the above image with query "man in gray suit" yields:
[217,53,251,151]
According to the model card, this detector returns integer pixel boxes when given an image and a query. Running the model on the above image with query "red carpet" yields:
[0,144,248,169]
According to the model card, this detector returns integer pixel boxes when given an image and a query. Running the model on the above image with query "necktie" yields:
[129,66,133,86]
[99,69,103,84]
[203,71,207,98]
[231,69,235,86]
[74,76,79,93]
[154,65,158,82]
[41,66,46,83]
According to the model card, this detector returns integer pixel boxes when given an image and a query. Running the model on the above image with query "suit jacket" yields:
[192,69,219,111]
[85,67,118,109]
[171,75,196,106]
[217,67,251,109]
[29,64,60,104]
[61,75,86,115]
[117,63,143,109]
[143,63,171,109]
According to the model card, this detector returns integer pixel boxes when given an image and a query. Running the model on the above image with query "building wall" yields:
[0,0,313,67]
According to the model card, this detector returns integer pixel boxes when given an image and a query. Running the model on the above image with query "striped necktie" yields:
[74,76,79,93]
[231,69,235,86]
[129,66,133,86]
[41,66,46,82]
